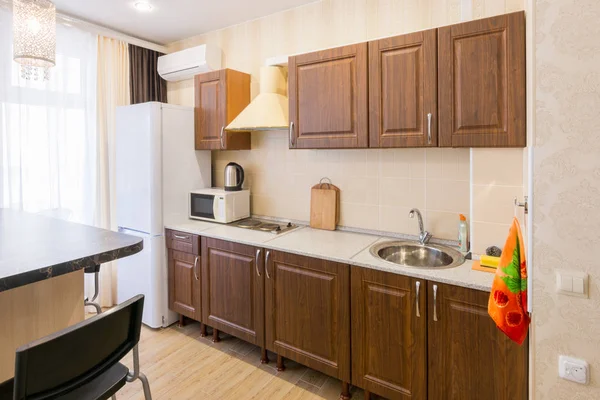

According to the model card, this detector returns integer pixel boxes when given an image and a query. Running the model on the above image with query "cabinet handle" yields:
[220,126,225,148]
[255,249,262,277]
[427,113,432,145]
[415,281,421,318]
[265,250,271,279]
[193,256,199,281]
[433,284,438,322]
[289,122,295,147]
[173,234,188,240]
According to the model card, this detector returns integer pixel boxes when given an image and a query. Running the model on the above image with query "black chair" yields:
[0,295,152,400]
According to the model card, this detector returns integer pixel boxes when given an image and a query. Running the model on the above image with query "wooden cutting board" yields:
[310,178,340,231]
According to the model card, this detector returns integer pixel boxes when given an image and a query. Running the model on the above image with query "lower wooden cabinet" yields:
[166,230,202,322]
[265,250,351,383]
[201,237,265,347]
[351,267,427,399]
[427,282,528,400]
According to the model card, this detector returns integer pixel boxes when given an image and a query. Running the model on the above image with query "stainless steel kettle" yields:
[224,162,245,191]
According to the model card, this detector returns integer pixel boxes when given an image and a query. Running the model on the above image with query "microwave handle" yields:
[213,196,219,220]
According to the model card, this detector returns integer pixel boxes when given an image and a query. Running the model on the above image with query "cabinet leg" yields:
[212,328,220,343]
[178,314,185,327]
[260,348,269,364]
[200,323,207,337]
[340,382,351,400]
[364,390,371,400]
[276,354,285,371]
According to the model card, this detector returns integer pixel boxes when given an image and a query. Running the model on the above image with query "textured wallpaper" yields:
[534,0,600,397]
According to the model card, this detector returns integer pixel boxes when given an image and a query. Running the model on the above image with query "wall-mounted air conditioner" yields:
[158,44,222,82]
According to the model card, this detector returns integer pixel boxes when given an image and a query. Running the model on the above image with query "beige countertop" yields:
[165,220,494,292]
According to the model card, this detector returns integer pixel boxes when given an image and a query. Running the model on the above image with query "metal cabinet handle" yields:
[289,122,295,147]
[265,250,271,279]
[220,126,225,148]
[415,281,421,318]
[173,234,188,240]
[427,113,432,145]
[255,249,262,277]
[433,284,438,322]
[194,256,199,281]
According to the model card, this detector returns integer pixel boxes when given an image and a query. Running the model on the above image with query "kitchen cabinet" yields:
[166,229,202,323]
[369,29,438,148]
[351,267,427,400]
[265,250,351,392]
[288,43,369,149]
[194,68,251,150]
[201,237,266,357]
[427,282,528,400]
[438,11,526,147]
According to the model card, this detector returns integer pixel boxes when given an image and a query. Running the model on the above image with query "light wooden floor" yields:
[114,320,368,400]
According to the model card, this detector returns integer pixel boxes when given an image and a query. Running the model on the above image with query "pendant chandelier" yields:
[12,0,56,81]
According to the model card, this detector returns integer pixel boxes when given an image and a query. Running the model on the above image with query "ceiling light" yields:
[134,1,153,12]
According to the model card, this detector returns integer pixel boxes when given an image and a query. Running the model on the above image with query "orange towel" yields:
[488,218,530,345]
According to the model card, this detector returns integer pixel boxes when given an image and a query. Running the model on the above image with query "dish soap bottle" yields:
[458,214,469,252]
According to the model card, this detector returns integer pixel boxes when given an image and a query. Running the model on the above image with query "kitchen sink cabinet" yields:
[351,267,427,400]
[438,12,526,147]
[265,250,351,387]
[166,229,202,322]
[201,237,266,354]
[194,68,251,150]
[288,43,369,149]
[427,282,528,400]
[369,29,438,148]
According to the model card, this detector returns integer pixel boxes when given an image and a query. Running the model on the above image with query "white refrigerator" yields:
[115,102,211,328]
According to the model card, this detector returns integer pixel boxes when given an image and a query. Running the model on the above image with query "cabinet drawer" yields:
[166,229,200,255]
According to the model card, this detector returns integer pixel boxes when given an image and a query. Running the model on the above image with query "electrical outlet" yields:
[559,356,589,385]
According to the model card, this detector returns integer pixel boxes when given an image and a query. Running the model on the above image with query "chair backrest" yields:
[12,294,144,400]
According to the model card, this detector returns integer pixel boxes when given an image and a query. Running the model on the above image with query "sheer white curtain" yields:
[0,8,98,224]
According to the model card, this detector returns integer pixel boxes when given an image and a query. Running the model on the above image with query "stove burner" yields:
[258,223,280,231]
[236,219,262,228]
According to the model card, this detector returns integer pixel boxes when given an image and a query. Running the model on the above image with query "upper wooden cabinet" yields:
[201,237,265,347]
[428,282,528,400]
[265,250,351,383]
[438,11,526,147]
[288,43,369,149]
[194,69,251,150]
[369,29,438,148]
[351,267,427,399]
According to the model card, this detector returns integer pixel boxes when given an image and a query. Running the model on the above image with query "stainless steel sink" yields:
[369,241,465,269]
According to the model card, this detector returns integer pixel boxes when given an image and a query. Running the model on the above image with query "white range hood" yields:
[226,66,289,131]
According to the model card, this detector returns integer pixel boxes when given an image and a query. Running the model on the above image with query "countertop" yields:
[0,209,143,292]
[166,219,495,291]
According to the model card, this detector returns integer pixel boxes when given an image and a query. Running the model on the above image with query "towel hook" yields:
[514,196,528,215]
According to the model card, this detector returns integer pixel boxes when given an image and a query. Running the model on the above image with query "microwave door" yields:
[190,193,215,220]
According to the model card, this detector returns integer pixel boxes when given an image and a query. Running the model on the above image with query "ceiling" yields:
[51,0,318,45]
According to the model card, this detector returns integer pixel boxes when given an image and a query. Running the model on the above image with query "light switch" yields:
[573,277,585,294]
[558,274,573,292]
[556,270,588,298]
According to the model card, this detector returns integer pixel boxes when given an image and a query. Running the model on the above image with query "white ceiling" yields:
[52,0,318,45]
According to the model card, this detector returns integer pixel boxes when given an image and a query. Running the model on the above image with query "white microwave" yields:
[189,188,250,223]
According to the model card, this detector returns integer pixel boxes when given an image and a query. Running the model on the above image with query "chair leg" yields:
[138,372,153,400]
[85,270,102,314]
[111,396,117,400]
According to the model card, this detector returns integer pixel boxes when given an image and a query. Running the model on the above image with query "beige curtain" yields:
[89,36,131,308]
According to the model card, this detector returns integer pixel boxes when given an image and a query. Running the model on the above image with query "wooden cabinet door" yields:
[288,43,369,149]
[438,11,525,147]
[194,69,251,150]
[168,249,202,322]
[201,237,264,346]
[351,267,427,400]
[369,29,438,148]
[428,282,528,400]
[265,250,350,381]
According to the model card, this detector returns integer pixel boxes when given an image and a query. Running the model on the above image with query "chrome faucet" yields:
[408,208,432,245]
